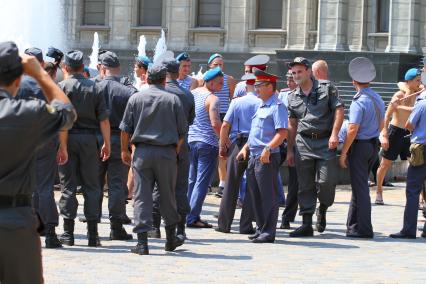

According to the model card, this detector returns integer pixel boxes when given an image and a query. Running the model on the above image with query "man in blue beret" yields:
[376,68,422,205]
[339,57,385,238]
[58,50,111,247]
[16,47,64,249]
[236,69,288,243]
[0,41,76,284]
[186,67,223,228]
[134,55,151,90]
[176,52,199,91]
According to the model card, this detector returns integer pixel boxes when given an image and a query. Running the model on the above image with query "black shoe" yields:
[176,215,187,241]
[215,186,224,198]
[389,232,416,239]
[346,232,373,239]
[59,219,75,246]
[421,231,426,238]
[110,221,133,240]
[122,215,132,225]
[316,205,327,233]
[165,225,184,252]
[248,232,260,240]
[147,228,161,239]
[214,227,230,233]
[88,221,101,247]
[131,233,149,255]
[45,225,63,249]
[289,224,314,237]
[280,219,290,230]
[252,235,275,243]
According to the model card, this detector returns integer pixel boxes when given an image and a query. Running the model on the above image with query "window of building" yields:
[138,0,163,26]
[257,0,283,29]
[377,0,390,32]
[83,0,106,25]
[197,0,221,27]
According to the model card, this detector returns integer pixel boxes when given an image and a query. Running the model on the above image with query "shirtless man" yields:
[376,68,422,204]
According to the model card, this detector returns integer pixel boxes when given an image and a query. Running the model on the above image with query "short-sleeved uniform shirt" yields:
[60,74,109,131]
[407,100,426,145]
[348,87,385,140]
[287,79,343,159]
[166,79,195,126]
[120,85,187,146]
[0,89,75,229]
[247,94,288,157]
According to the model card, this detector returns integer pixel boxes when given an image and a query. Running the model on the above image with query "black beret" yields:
[64,50,84,68]
[24,47,43,63]
[99,51,120,68]
[148,64,167,81]
[0,41,22,74]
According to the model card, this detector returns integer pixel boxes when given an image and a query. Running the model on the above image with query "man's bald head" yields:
[312,60,329,80]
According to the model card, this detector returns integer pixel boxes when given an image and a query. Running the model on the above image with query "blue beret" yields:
[404,68,420,81]
[24,47,43,63]
[64,50,84,68]
[176,52,190,62]
[99,51,120,68]
[0,41,22,74]
[208,53,222,65]
[135,55,152,67]
[204,67,223,82]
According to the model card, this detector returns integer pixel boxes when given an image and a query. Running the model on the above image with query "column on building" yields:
[314,0,349,51]
[347,0,368,51]
[285,0,311,50]
[109,0,132,49]
[223,0,247,52]
[165,0,191,51]
[385,0,421,54]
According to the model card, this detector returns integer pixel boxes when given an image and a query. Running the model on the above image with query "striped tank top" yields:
[214,74,230,114]
[188,89,218,147]
[177,75,192,91]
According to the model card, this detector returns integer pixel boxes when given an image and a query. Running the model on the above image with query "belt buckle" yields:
[311,133,318,139]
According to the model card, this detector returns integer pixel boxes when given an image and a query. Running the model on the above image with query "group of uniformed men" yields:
[1,38,426,283]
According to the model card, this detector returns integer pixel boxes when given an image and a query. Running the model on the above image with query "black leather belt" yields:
[299,132,331,140]
[69,128,97,135]
[0,195,32,209]
[354,137,378,144]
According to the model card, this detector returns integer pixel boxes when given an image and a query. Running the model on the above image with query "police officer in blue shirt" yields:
[339,57,385,238]
[390,99,426,239]
[236,69,288,243]
[215,73,260,234]
[16,47,65,248]
[0,41,76,284]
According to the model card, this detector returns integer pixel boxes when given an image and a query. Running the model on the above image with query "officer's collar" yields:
[353,87,373,99]
[296,78,319,97]
[69,73,86,80]
[148,84,166,91]
[0,88,12,99]
[260,93,277,107]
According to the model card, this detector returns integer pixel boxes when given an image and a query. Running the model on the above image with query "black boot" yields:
[289,215,314,237]
[59,219,75,246]
[45,224,63,248]
[131,232,149,255]
[148,212,161,238]
[316,204,327,233]
[176,215,187,241]
[165,224,184,252]
[87,221,101,247]
[110,219,133,240]
[279,216,290,229]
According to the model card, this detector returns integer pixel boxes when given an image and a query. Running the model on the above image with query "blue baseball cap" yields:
[203,67,223,82]
[404,68,420,81]
[208,53,222,65]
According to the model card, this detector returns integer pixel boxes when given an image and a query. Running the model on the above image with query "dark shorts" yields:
[381,124,411,161]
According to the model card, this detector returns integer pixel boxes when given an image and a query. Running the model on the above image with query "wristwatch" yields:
[264,145,271,152]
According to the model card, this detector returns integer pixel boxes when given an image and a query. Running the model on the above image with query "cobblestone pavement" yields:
[43,183,426,283]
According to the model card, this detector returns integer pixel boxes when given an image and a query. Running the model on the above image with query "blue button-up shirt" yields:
[224,92,261,143]
[408,100,426,144]
[416,91,426,104]
[338,119,349,143]
[278,89,291,108]
[248,94,288,157]
[349,87,385,140]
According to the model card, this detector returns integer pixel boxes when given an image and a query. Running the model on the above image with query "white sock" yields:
[219,181,225,188]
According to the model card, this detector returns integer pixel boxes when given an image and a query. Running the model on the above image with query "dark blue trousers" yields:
[347,139,377,237]
[401,147,426,236]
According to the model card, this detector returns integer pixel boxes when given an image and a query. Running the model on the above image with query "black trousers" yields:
[58,133,101,221]
[281,165,299,222]
[0,225,43,284]
[247,153,281,238]
[347,139,377,236]
[98,134,128,221]
[33,138,59,226]
[217,141,255,233]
